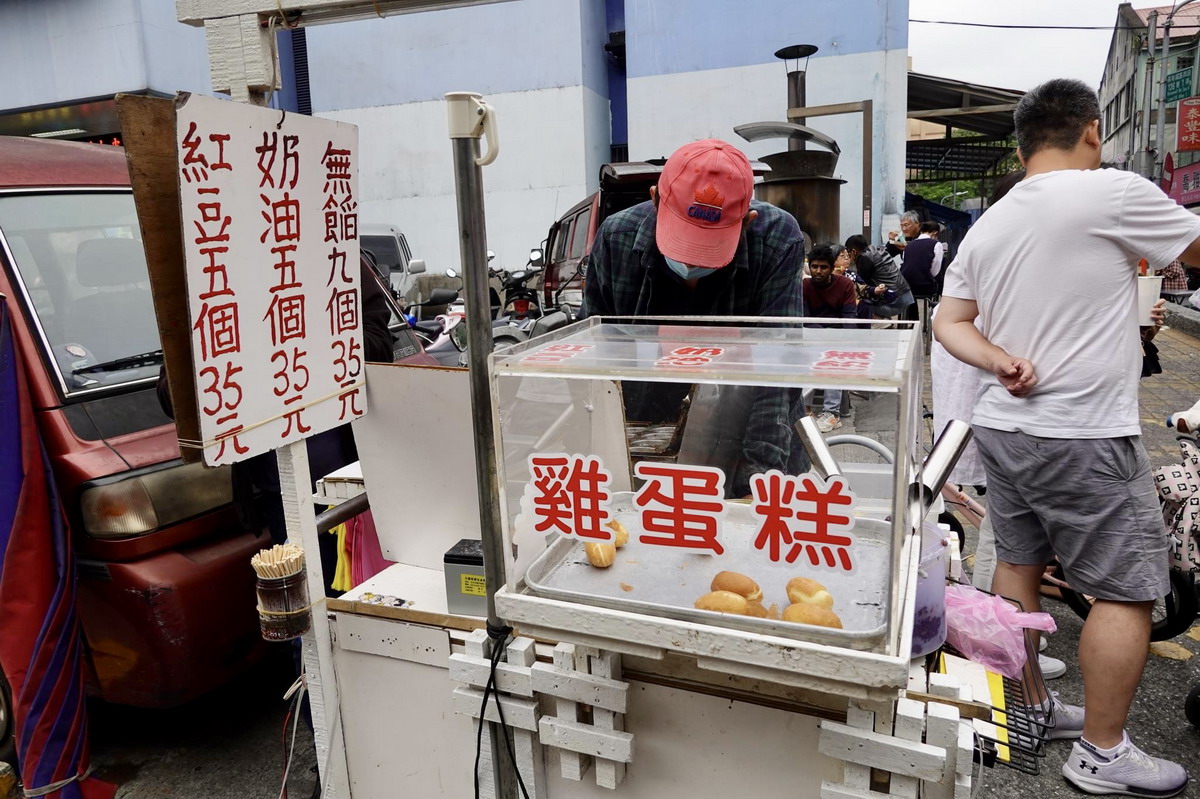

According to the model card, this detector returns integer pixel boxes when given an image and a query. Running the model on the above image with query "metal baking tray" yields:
[522,493,892,650]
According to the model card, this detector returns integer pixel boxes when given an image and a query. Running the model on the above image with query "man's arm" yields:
[932,296,1037,397]
[839,280,858,318]
[734,235,806,495]
[579,225,614,319]
[1179,236,1200,266]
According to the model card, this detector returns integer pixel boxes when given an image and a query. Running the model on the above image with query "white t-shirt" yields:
[941,168,1200,438]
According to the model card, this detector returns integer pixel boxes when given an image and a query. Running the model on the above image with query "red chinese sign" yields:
[528,454,614,541]
[178,95,363,466]
[1178,97,1200,152]
[1168,159,1200,206]
[525,455,858,570]
[521,343,593,364]
[633,462,726,553]
[812,349,874,374]
[749,471,857,571]
[654,346,725,368]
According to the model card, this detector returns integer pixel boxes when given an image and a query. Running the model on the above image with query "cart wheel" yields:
[1187,685,1200,728]
[937,511,966,557]
[1057,565,1198,642]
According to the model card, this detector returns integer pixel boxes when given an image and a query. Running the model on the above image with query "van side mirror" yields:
[529,248,544,266]
[407,258,426,275]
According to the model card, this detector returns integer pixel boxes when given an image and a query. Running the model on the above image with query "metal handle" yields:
[908,419,973,527]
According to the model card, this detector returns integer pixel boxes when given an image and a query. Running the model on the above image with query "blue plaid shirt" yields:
[581,200,806,495]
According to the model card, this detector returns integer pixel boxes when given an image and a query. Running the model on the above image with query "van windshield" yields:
[0,191,162,396]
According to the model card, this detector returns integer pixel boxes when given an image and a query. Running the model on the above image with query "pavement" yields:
[85,322,1200,798]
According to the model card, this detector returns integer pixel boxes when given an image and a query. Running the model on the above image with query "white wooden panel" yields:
[333,640,476,798]
[452,686,540,732]
[337,613,450,666]
[922,703,960,799]
[352,364,481,568]
[818,721,947,782]
[821,784,898,799]
[589,651,626,790]
[449,653,535,696]
[529,662,627,713]
[539,716,633,763]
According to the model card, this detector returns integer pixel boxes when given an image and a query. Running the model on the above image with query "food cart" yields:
[318,315,1000,798]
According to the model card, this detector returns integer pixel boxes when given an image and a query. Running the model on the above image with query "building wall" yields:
[305,0,605,273]
[0,0,210,111]
[624,0,909,242]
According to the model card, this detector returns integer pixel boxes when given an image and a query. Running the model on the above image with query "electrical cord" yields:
[278,677,308,799]
[473,626,531,799]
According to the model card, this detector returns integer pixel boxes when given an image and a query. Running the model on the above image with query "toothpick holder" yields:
[256,569,312,641]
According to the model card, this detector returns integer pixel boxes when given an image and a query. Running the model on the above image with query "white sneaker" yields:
[1039,636,1048,653]
[1063,734,1188,797]
[1039,653,1067,680]
[815,411,842,433]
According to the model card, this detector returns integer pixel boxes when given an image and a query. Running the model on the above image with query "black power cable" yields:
[473,626,531,799]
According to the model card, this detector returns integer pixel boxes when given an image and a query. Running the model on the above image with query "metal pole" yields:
[447,93,518,799]
[1137,11,1159,178]
[449,138,506,628]
[787,69,806,151]
[1156,15,1174,181]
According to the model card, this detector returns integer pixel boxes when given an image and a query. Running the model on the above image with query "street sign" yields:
[176,94,364,466]
[1178,96,1200,152]
[1168,68,1193,103]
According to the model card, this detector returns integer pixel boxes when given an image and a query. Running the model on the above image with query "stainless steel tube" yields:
[450,136,506,627]
[795,415,842,479]
[921,419,973,501]
[450,134,519,799]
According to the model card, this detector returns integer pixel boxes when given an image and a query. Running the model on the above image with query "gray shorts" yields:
[972,426,1169,602]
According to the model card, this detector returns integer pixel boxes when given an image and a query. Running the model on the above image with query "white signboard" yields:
[177,94,364,466]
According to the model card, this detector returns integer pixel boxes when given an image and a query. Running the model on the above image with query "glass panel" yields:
[494,317,917,651]
[568,207,591,259]
[0,192,162,394]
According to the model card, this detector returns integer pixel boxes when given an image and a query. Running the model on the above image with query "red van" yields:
[0,137,269,743]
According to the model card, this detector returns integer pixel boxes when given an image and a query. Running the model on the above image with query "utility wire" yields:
[911,19,1200,31]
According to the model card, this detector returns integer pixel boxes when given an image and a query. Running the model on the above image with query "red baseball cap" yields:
[655,139,754,269]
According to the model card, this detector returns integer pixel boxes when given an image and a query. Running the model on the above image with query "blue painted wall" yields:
[305,0,590,112]
[606,0,627,147]
[625,0,906,79]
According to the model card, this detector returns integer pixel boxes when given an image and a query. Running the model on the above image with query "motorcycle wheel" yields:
[1056,564,1198,642]
[1186,685,1200,728]
[0,665,15,765]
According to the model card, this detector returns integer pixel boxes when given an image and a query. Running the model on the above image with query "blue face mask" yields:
[664,256,718,281]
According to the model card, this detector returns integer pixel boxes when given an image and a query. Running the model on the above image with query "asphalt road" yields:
[86,325,1200,798]
[90,647,318,799]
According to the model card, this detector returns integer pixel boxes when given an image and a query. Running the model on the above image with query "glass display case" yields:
[492,316,925,689]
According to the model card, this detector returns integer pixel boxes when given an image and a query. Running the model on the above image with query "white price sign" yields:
[177,94,365,466]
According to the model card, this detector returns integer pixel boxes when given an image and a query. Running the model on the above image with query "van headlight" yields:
[80,461,234,538]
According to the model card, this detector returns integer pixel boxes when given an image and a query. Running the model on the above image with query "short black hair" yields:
[808,244,836,266]
[1014,78,1100,159]
[919,220,940,234]
[844,234,869,252]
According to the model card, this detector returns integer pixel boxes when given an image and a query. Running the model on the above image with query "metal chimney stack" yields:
[777,45,818,151]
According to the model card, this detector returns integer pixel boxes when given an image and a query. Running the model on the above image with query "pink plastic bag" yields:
[348,510,395,588]
[944,583,1056,679]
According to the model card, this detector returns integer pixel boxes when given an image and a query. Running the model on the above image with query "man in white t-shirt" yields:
[935,78,1200,798]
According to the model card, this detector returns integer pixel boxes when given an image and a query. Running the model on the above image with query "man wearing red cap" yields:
[581,139,806,496]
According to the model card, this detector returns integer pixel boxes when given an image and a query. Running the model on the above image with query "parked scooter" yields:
[403,287,466,367]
